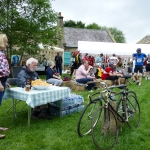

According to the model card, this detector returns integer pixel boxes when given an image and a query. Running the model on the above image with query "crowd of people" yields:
[70,48,148,90]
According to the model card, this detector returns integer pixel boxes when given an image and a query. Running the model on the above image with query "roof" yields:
[63,27,115,47]
[136,35,150,44]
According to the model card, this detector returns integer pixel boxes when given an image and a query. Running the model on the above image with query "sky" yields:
[51,0,150,44]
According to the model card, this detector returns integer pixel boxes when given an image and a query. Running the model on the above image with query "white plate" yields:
[32,86,50,90]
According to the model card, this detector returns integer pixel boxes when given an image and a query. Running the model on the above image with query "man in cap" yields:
[132,48,147,85]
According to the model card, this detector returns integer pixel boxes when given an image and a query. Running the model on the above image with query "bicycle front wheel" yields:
[91,106,118,150]
[77,98,102,137]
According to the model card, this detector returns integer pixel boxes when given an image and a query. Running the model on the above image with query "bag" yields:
[0,81,4,91]
[63,76,71,81]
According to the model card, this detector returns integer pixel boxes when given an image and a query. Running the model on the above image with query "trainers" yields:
[0,134,5,139]
[148,77,150,80]
[88,90,93,92]
[136,80,139,85]
[138,83,141,86]
[145,77,148,80]
[38,112,52,120]
[31,111,40,120]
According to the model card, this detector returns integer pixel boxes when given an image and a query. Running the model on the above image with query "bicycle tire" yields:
[91,106,118,150]
[77,97,102,137]
[117,93,140,128]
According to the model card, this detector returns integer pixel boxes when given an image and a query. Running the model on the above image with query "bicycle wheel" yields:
[91,106,118,150]
[126,94,140,128]
[77,98,102,137]
[117,94,140,128]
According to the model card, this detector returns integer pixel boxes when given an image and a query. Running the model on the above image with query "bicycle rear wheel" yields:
[126,94,140,128]
[77,98,102,136]
[117,94,140,128]
[91,106,118,150]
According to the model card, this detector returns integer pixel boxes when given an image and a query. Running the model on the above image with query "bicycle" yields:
[91,83,140,150]
[77,81,119,137]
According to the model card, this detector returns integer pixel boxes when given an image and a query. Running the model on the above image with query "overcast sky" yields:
[51,0,150,44]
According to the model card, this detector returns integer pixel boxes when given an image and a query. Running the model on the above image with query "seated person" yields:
[75,60,98,92]
[102,62,122,85]
[16,58,52,120]
[46,61,63,86]
[95,63,103,79]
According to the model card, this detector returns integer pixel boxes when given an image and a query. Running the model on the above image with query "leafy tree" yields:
[64,20,85,28]
[0,0,62,66]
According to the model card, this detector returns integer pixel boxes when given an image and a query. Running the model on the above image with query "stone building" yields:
[136,35,150,44]
[57,12,116,53]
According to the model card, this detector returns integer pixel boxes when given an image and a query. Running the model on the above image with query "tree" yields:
[0,0,62,66]
[64,20,85,28]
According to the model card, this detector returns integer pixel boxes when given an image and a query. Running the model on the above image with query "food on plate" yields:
[31,79,50,86]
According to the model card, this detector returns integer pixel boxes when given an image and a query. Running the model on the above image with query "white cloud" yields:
[51,0,150,43]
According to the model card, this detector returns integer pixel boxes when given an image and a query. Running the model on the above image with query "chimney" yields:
[57,12,64,28]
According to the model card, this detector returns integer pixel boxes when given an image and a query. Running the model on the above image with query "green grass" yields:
[0,77,150,150]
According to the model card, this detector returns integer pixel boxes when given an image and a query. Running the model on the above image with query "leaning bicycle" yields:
[91,84,140,150]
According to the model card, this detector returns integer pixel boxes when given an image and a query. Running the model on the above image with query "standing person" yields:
[145,54,150,80]
[0,33,11,139]
[12,55,19,66]
[75,60,98,92]
[72,50,80,78]
[69,53,75,77]
[132,48,147,85]
[17,58,52,120]
[88,55,95,67]
[55,52,62,75]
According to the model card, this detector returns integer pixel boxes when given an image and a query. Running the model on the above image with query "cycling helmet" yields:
[136,48,141,53]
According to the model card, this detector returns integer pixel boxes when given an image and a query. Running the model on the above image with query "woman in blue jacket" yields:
[46,61,63,86]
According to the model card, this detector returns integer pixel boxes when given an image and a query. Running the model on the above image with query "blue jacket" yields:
[16,66,39,87]
[46,67,54,80]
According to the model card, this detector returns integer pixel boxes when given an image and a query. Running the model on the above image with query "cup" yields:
[25,85,30,92]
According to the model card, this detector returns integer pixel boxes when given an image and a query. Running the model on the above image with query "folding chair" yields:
[11,66,22,78]
[5,78,27,115]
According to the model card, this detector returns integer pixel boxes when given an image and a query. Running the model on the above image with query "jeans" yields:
[56,63,62,75]
[0,82,6,106]
[76,78,97,91]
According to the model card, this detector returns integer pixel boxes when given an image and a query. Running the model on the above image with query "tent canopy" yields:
[78,41,150,55]
[38,43,64,52]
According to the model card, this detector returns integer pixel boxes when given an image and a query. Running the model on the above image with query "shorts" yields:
[146,64,150,72]
[134,66,143,73]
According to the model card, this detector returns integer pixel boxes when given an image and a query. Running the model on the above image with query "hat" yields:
[136,48,141,53]
[109,61,114,66]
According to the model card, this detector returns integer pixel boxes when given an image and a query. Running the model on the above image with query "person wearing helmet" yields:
[132,48,147,85]
[102,62,122,85]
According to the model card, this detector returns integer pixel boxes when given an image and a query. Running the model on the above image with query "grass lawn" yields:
[0,76,150,150]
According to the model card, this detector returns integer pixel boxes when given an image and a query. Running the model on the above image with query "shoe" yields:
[145,77,148,80]
[38,112,52,120]
[0,127,8,131]
[138,83,141,86]
[0,134,5,139]
[31,114,40,120]
[148,77,150,80]
[136,80,139,85]
[88,90,93,92]
[31,111,41,120]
